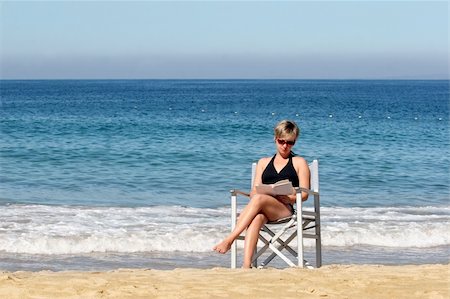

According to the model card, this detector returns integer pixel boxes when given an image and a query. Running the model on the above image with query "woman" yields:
[213,120,310,268]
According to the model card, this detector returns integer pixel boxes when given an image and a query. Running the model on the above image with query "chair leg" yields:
[296,195,304,268]
[314,194,322,268]
[231,241,237,269]
[315,223,322,268]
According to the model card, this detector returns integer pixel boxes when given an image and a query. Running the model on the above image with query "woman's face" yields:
[275,134,296,156]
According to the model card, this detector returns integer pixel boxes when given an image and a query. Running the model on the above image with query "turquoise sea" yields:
[0,80,449,270]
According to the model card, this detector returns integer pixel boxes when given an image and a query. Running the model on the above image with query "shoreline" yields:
[2,245,449,272]
[1,264,448,299]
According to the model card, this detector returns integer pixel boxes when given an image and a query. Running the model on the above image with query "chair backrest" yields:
[251,162,257,188]
[309,160,319,192]
[250,159,319,192]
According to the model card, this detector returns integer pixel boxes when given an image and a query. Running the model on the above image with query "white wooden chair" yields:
[230,159,321,268]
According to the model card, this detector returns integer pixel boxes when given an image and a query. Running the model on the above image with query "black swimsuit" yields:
[261,154,299,213]
[261,154,299,187]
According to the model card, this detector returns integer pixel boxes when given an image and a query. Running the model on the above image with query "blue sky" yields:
[0,1,448,79]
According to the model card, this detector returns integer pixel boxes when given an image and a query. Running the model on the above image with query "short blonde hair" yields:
[274,120,300,140]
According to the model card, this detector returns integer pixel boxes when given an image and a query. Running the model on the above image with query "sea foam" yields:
[0,204,448,254]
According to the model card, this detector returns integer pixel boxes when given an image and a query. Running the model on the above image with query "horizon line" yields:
[1,77,449,81]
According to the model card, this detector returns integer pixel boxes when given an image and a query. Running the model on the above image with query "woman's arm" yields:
[249,157,270,198]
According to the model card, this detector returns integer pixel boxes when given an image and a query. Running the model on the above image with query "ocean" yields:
[0,79,449,271]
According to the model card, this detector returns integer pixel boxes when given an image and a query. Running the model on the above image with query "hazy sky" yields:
[1,1,448,79]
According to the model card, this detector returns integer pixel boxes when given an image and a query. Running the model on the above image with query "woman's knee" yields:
[252,213,267,226]
[255,213,267,221]
[250,194,269,207]
[244,213,265,227]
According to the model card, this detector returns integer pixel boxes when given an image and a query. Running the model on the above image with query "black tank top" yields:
[261,154,299,187]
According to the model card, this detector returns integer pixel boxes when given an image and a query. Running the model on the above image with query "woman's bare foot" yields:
[213,239,232,254]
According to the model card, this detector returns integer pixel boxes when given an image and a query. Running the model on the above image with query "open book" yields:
[255,179,294,196]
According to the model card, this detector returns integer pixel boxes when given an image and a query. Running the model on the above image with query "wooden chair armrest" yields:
[230,189,251,197]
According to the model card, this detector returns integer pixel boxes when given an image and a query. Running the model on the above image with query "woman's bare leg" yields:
[213,194,291,254]
[243,213,267,268]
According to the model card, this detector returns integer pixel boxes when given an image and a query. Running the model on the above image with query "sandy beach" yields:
[1,264,448,299]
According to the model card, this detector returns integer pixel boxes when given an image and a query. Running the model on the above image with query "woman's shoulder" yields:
[291,155,308,167]
[257,156,273,168]
[258,156,272,163]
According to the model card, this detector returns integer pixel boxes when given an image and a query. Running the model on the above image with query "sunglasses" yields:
[276,138,295,146]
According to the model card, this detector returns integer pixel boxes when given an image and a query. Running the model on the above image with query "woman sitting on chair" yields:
[213,120,310,268]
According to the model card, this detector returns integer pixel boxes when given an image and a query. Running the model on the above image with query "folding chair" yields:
[230,159,321,269]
